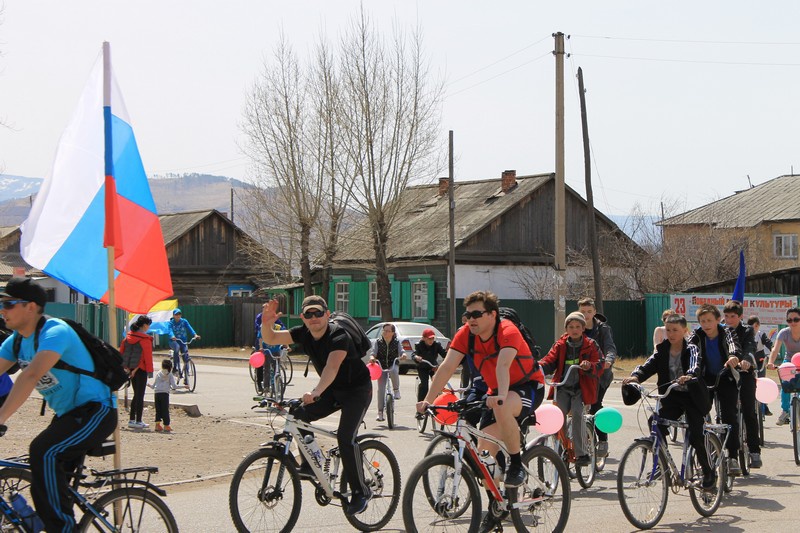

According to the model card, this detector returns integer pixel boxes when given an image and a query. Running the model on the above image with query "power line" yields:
[571,34,800,46]
[573,53,800,67]
[445,35,551,87]
[445,51,552,99]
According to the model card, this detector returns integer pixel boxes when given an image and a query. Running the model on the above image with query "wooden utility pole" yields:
[578,67,603,314]
[448,131,457,336]
[554,32,566,339]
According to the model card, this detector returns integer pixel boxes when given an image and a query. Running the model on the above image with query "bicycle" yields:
[414,359,440,433]
[402,397,571,532]
[378,360,401,429]
[705,367,747,492]
[229,397,401,532]
[251,349,288,400]
[171,337,198,392]
[776,362,800,465]
[0,437,178,531]
[617,381,724,529]
[540,365,596,489]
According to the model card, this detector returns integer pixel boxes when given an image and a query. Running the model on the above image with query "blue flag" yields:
[732,250,746,303]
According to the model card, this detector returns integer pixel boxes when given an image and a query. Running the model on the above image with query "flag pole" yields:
[103,41,123,471]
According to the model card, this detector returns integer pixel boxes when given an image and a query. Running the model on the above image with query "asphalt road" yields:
[158,361,800,532]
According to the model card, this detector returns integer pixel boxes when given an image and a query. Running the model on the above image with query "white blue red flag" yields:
[20,47,173,313]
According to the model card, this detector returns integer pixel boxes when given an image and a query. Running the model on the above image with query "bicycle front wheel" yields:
[281,350,294,385]
[577,420,597,489]
[0,467,33,530]
[340,439,401,531]
[78,487,178,532]
[229,448,302,533]
[402,453,481,532]
[386,394,395,429]
[738,412,750,477]
[688,432,723,517]
[793,395,800,465]
[757,401,765,446]
[617,440,668,530]
[184,359,197,392]
[417,411,428,433]
[511,444,570,532]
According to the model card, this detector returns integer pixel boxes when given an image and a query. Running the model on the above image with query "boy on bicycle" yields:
[417,290,543,489]
[539,311,603,466]
[261,295,373,516]
[413,328,446,404]
[254,313,286,394]
[623,313,717,490]
[167,308,200,384]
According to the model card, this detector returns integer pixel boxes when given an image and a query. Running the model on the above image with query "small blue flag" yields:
[732,250,746,303]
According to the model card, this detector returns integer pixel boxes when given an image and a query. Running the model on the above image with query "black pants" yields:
[30,402,117,532]
[590,368,612,442]
[129,370,148,422]
[658,391,712,476]
[417,366,434,402]
[294,382,372,496]
[459,360,471,389]
[709,374,740,454]
[154,392,171,426]
[739,371,761,453]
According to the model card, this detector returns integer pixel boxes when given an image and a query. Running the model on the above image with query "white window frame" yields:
[412,281,428,319]
[230,289,253,297]
[368,281,380,317]
[335,282,350,313]
[774,234,798,259]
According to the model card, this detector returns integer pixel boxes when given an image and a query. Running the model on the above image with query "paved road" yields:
[157,362,800,532]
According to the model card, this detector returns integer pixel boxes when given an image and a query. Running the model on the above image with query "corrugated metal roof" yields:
[335,174,556,262]
[158,210,218,245]
[661,174,800,228]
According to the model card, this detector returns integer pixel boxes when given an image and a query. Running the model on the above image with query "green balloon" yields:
[595,406,623,434]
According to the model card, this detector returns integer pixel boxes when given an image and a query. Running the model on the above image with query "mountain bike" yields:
[171,337,198,392]
[414,359,439,433]
[250,349,288,400]
[402,398,571,532]
[229,397,401,532]
[0,437,177,532]
[617,381,724,529]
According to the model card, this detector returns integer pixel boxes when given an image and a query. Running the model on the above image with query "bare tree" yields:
[337,9,443,319]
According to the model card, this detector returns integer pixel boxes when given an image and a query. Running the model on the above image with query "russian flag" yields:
[21,46,173,313]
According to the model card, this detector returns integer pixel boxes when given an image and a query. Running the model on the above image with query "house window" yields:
[774,234,798,258]
[335,282,350,313]
[412,282,428,319]
[230,289,253,297]
[369,281,380,317]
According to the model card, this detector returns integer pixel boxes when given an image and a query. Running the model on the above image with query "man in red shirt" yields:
[417,290,543,489]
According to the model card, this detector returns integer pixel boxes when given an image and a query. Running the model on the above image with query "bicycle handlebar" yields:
[627,379,692,401]
[544,364,582,388]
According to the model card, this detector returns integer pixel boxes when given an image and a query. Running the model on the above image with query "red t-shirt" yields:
[450,319,544,390]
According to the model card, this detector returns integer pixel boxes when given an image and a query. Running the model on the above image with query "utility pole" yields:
[554,32,566,339]
[578,67,603,314]
[448,131,457,337]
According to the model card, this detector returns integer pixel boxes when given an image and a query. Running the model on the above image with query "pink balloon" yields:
[792,352,800,368]
[755,377,779,404]
[534,404,564,435]
[367,362,382,381]
[249,351,265,369]
[778,362,797,382]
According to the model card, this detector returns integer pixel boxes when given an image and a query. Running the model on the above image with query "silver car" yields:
[364,322,450,374]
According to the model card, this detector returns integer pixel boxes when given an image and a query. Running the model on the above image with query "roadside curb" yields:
[139,398,202,418]
[158,471,234,488]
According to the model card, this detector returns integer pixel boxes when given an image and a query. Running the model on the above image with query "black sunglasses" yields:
[788,317,800,324]
[462,310,489,320]
[1,300,29,310]
[302,309,326,319]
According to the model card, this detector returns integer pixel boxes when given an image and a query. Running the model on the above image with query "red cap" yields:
[422,328,436,338]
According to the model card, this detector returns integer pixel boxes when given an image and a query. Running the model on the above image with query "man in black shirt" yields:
[261,295,373,516]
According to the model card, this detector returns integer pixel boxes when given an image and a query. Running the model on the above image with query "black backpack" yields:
[329,312,372,358]
[498,307,541,360]
[120,339,144,371]
[13,316,130,391]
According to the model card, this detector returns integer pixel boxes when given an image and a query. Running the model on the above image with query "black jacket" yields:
[632,339,700,394]
[585,312,617,365]
[687,324,740,380]
[730,322,757,366]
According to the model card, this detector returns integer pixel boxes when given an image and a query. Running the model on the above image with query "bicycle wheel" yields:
[577,420,596,489]
[402,453,481,532]
[688,432,724,517]
[281,350,294,385]
[77,487,178,532]
[338,439,401,531]
[723,448,734,493]
[424,434,456,457]
[386,394,395,429]
[229,448,301,533]
[417,411,428,433]
[272,370,285,402]
[184,359,197,392]
[512,444,570,532]
[617,440,668,530]
[793,396,800,466]
[0,467,33,530]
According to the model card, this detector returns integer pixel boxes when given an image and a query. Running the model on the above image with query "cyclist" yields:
[623,313,717,490]
[370,323,407,421]
[167,308,200,385]
[722,300,762,468]
[417,290,543,491]
[579,297,618,459]
[261,295,373,516]
[747,315,773,381]
[766,306,800,425]
[539,311,603,466]
[0,277,117,532]
[412,328,446,404]
[688,303,743,476]
[254,312,286,394]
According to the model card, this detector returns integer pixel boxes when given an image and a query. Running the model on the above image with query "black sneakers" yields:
[701,471,717,490]
[504,465,526,487]
[575,455,591,467]
[478,512,502,533]
[344,488,372,516]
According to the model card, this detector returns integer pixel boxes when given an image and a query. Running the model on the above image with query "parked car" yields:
[364,322,450,374]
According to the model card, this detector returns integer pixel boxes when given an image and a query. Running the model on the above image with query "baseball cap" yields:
[0,277,47,308]
[422,328,436,338]
[173,308,182,315]
[301,295,328,314]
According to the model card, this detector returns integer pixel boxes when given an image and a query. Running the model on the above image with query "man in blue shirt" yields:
[0,277,117,532]
[167,308,200,384]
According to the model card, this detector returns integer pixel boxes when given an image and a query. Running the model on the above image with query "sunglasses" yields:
[1,300,29,310]
[302,309,326,319]
[788,317,800,324]
[462,310,489,320]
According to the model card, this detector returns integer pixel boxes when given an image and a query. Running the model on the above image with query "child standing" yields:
[149,359,179,432]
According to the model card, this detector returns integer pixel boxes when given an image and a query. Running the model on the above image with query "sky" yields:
[1,1,800,220]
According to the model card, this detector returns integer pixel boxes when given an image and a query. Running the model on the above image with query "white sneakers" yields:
[394,391,401,400]
[777,411,790,426]
[376,412,385,422]
[127,421,149,429]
